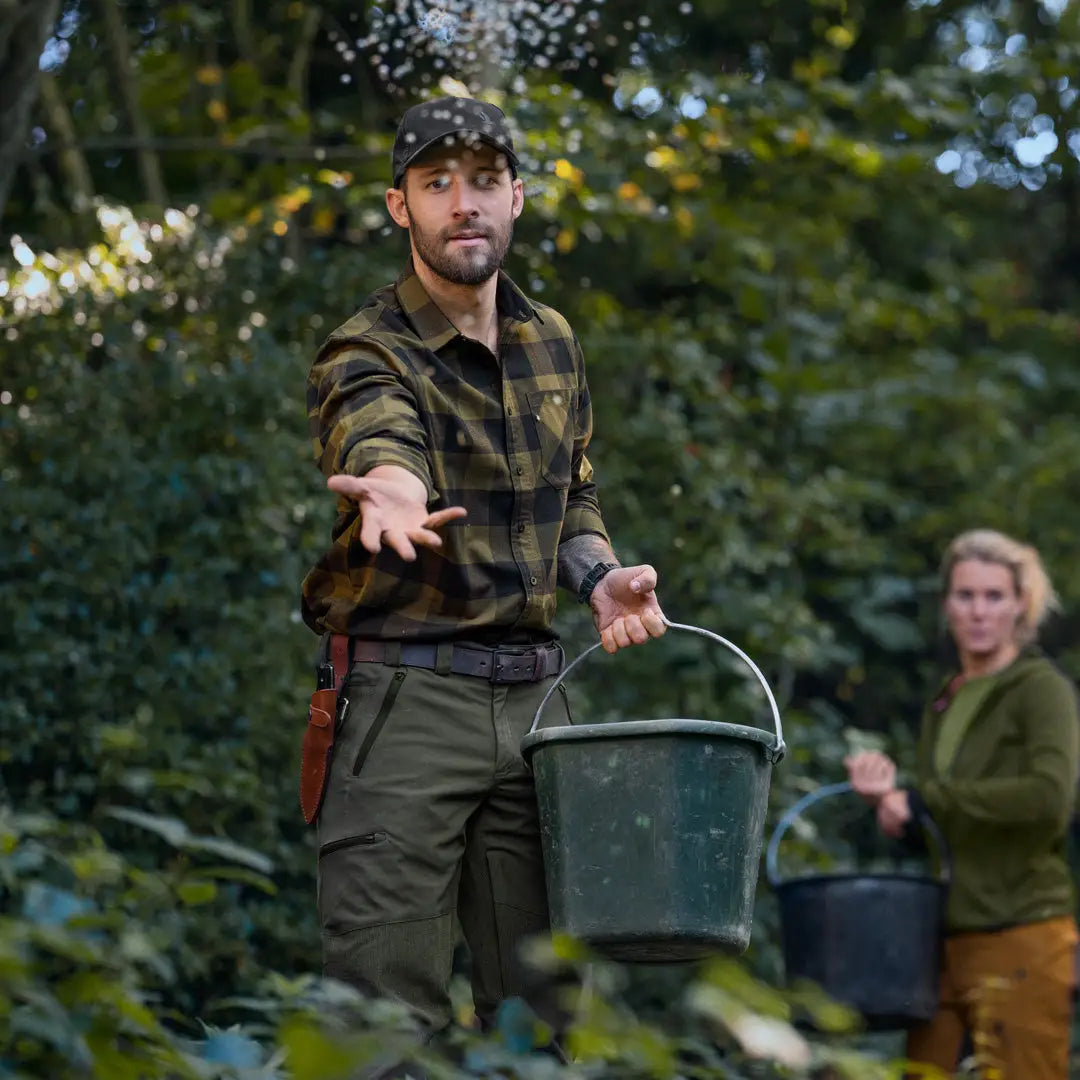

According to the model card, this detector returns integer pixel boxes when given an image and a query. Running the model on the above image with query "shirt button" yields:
[507,406,514,415]
[517,523,526,533]
[516,466,523,476]
[530,576,538,585]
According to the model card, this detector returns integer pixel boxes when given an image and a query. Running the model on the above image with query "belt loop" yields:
[435,641,454,676]
[382,640,402,667]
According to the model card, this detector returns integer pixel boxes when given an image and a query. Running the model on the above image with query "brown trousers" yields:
[905,915,1077,1079]
[316,659,567,1031]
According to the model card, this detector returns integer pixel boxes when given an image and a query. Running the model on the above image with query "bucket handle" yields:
[528,615,786,761]
[765,780,951,887]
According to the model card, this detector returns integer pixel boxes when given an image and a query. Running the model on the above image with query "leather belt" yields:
[349,639,563,684]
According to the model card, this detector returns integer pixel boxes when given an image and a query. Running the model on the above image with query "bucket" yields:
[520,619,786,962]
[766,781,950,1028]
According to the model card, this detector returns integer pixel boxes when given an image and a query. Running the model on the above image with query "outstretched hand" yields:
[590,564,666,654]
[327,471,466,562]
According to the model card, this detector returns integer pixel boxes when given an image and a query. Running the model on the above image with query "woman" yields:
[846,528,1078,1079]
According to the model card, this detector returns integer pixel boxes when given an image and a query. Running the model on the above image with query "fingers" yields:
[406,527,445,549]
[641,609,666,638]
[627,564,658,595]
[611,619,633,650]
[425,505,468,527]
[328,474,372,499]
[600,615,655,652]
[846,751,896,803]
[358,512,384,555]
[382,528,418,562]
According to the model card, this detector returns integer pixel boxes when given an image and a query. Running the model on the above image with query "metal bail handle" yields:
[764,779,952,887]
[528,615,786,758]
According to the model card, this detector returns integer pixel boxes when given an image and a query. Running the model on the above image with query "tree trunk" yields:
[95,0,167,208]
[0,0,62,225]
[37,71,95,211]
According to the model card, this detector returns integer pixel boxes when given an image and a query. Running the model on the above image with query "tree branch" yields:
[29,133,376,160]
[230,0,258,71]
[287,5,322,109]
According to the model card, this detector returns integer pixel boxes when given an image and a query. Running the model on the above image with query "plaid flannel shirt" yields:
[300,265,610,642]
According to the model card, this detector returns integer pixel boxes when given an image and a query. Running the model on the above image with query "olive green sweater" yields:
[911,653,1079,933]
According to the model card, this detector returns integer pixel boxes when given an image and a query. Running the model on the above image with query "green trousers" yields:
[316,656,567,1030]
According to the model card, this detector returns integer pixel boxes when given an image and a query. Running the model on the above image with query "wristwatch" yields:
[577,561,620,605]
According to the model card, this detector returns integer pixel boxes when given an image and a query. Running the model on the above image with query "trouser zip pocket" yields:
[352,669,407,775]
[318,831,386,859]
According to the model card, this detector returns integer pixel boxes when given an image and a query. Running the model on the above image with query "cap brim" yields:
[395,131,519,187]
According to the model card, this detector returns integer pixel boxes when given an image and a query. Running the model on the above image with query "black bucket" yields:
[766,782,950,1029]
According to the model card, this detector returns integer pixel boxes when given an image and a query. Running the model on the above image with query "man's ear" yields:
[511,177,525,220]
[386,186,410,228]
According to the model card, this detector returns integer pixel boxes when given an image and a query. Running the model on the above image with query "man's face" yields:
[386,143,524,287]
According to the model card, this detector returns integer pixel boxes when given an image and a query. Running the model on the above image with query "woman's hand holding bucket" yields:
[844,750,898,802]
[845,751,912,838]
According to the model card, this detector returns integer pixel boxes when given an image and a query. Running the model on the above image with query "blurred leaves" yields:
[1,0,1079,1075]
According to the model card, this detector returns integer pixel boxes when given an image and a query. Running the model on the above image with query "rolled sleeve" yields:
[307,341,436,501]
[559,357,609,544]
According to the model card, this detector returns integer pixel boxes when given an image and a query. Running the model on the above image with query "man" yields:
[300,96,666,1034]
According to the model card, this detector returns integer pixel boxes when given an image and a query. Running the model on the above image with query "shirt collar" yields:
[393,263,541,352]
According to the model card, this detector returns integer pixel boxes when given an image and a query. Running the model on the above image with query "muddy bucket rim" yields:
[774,869,949,891]
[521,718,784,763]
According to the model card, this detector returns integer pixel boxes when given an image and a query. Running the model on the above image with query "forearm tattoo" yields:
[557,534,618,596]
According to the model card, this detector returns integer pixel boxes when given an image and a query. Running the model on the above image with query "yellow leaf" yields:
[555,228,577,254]
[850,142,883,177]
[246,207,263,225]
[672,172,701,192]
[645,145,678,170]
[675,206,694,237]
[312,207,337,234]
[616,181,643,201]
[748,137,774,162]
[272,220,289,236]
[277,185,313,214]
[317,169,353,188]
[826,24,855,50]
[793,128,811,149]
[196,66,222,86]
[701,130,732,151]
[206,100,228,123]
[553,158,584,188]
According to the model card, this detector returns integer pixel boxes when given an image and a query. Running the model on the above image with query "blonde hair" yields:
[941,529,1061,644]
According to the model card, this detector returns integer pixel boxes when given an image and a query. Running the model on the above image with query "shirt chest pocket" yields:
[527,387,573,489]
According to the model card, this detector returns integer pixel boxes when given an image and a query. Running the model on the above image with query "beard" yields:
[408,214,514,286]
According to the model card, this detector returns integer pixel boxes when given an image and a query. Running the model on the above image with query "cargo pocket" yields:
[527,388,573,489]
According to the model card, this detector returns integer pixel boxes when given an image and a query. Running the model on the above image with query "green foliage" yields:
[3,0,1080,1074]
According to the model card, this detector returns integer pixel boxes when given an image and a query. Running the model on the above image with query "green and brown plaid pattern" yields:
[300,266,609,642]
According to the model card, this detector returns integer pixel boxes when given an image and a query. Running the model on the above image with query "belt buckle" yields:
[492,645,534,684]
